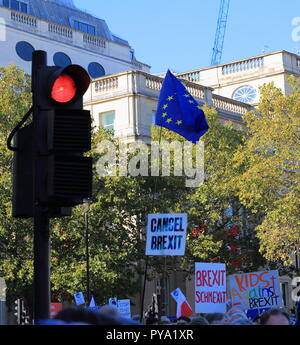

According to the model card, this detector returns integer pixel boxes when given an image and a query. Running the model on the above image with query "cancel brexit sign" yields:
[145,213,187,256]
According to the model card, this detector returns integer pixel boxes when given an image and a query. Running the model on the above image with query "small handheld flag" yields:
[170,288,193,318]
[89,296,96,308]
[155,70,209,143]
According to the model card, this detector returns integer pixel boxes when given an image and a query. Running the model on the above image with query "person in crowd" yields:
[210,320,228,325]
[175,316,191,324]
[205,313,228,324]
[175,319,189,325]
[159,316,172,325]
[228,312,248,323]
[53,306,121,325]
[131,314,141,322]
[226,307,246,318]
[252,315,261,325]
[295,301,300,326]
[52,306,142,325]
[99,304,120,317]
[189,316,209,325]
[260,307,291,325]
[230,318,253,325]
[145,315,159,325]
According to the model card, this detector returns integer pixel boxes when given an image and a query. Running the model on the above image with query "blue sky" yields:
[74,0,300,74]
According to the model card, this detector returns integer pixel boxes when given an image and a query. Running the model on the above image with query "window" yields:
[99,111,115,131]
[15,41,34,61]
[74,20,96,36]
[88,26,95,35]
[53,52,71,68]
[232,85,257,104]
[20,2,27,13]
[81,23,88,33]
[11,0,19,10]
[3,0,28,13]
[88,62,105,78]
[152,111,157,125]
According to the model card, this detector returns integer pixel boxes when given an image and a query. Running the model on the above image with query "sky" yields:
[74,0,300,74]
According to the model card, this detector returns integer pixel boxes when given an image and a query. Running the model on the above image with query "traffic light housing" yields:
[34,63,92,208]
[12,52,92,217]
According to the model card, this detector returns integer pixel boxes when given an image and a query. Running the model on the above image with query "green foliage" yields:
[0,65,33,307]
[232,78,300,265]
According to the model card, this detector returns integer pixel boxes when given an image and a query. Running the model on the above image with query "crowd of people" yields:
[144,306,297,326]
[39,302,300,326]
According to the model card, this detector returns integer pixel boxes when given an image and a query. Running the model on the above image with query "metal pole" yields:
[32,51,50,322]
[140,126,163,323]
[140,257,148,322]
[85,211,90,304]
[163,256,167,316]
[33,203,50,321]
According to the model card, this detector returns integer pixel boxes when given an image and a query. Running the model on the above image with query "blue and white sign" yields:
[74,291,85,306]
[109,297,118,306]
[145,213,187,256]
[117,299,131,319]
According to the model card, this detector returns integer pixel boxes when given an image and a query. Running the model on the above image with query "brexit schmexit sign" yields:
[145,214,187,256]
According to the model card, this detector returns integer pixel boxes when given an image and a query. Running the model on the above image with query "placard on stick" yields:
[195,263,227,313]
[145,213,187,256]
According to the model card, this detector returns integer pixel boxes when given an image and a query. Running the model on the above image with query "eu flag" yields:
[155,70,209,143]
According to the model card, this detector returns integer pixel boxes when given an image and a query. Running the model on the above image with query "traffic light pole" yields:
[32,51,50,321]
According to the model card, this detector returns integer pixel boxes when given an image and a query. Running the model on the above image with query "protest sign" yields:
[109,297,118,306]
[195,263,227,313]
[74,291,85,305]
[50,303,62,318]
[117,299,131,319]
[229,270,282,310]
[145,213,187,256]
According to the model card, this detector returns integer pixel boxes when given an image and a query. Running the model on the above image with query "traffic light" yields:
[13,299,21,324]
[11,52,92,217]
[33,62,92,208]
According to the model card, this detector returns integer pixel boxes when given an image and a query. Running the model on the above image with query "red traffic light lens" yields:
[51,74,77,103]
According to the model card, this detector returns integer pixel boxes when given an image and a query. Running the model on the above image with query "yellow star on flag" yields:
[167,96,174,101]
[176,120,183,125]
[188,100,194,104]
[166,118,172,123]
[163,104,168,109]
[184,94,190,98]
[162,112,168,118]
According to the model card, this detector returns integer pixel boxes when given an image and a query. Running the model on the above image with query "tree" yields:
[0,65,33,308]
[181,105,265,275]
[232,78,300,266]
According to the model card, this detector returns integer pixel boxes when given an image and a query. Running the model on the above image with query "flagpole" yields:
[140,125,163,323]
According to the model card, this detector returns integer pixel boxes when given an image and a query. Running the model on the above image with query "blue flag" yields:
[155,70,209,143]
[89,296,96,308]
